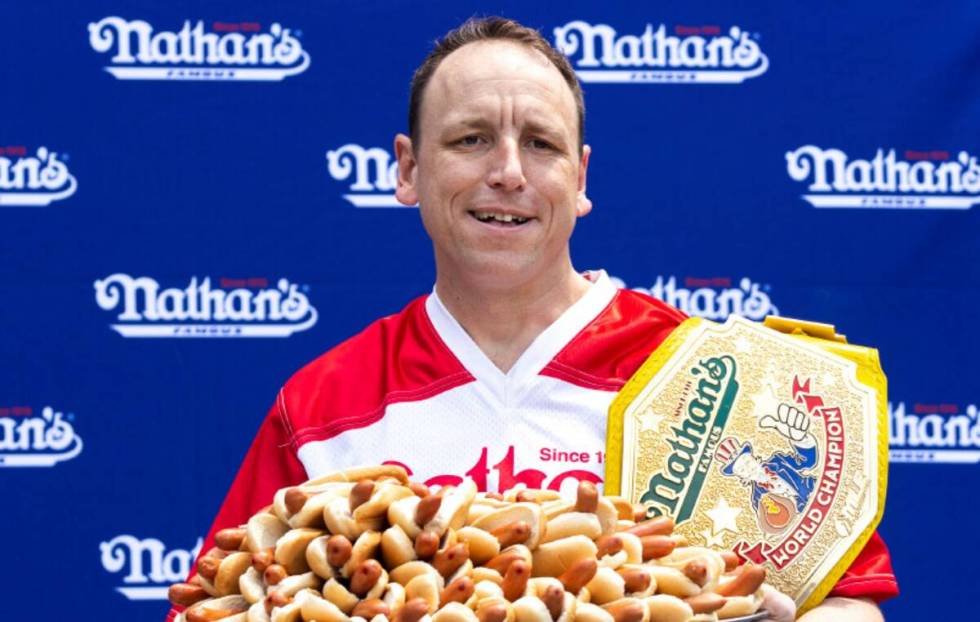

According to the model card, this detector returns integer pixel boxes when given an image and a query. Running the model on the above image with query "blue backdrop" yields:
[3,1,978,619]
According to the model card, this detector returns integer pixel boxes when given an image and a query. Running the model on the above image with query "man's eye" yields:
[528,138,555,150]
[457,135,484,146]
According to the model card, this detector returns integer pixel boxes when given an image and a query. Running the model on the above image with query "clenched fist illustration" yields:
[760,403,810,442]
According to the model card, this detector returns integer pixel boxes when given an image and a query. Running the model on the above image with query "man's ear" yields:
[576,144,592,217]
[394,133,419,206]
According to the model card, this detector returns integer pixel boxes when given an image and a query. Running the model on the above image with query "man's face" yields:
[395,40,591,290]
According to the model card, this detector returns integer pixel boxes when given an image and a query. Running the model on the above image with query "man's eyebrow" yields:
[442,117,495,132]
[523,120,566,141]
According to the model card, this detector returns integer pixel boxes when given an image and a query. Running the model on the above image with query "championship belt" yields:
[605,315,888,614]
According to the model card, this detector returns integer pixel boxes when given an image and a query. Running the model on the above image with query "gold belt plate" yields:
[605,316,888,613]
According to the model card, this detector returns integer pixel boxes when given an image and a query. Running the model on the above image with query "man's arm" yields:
[799,597,884,622]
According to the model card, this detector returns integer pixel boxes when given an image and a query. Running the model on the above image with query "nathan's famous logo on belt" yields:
[786,146,980,210]
[326,143,414,208]
[890,401,980,464]
[100,535,202,600]
[639,355,738,522]
[93,274,318,337]
[553,21,768,84]
[608,316,884,608]
[0,145,77,207]
[610,275,778,321]
[0,405,83,467]
[87,17,310,81]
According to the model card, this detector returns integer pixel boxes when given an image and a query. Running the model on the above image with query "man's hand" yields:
[759,584,797,622]
[760,403,811,443]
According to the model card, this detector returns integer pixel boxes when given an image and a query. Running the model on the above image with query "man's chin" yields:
[450,255,541,290]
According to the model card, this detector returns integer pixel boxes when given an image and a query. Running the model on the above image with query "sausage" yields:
[491,521,531,548]
[720,551,739,572]
[197,555,221,581]
[575,481,599,513]
[284,488,310,515]
[393,598,431,622]
[326,534,353,567]
[215,528,246,552]
[251,548,274,573]
[632,506,648,523]
[476,601,509,622]
[618,568,651,594]
[350,479,376,513]
[682,560,708,587]
[415,530,440,559]
[167,582,208,607]
[432,543,470,578]
[485,549,524,575]
[640,535,675,560]
[350,559,385,596]
[716,564,766,597]
[502,560,530,602]
[541,584,564,621]
[440,576,476,605]
[416,495,443,527]
[595,535,623,558]
[558,558,597,594]
[624,516,674,538]
[603,599,645,622]
[266,590,292,609]
[263,563,287,586]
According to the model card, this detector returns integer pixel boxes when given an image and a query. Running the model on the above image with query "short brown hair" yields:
[408,17,585,153]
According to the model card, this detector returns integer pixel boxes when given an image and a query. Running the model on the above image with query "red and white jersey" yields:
[290,271,677,495]
[170,272,896,620]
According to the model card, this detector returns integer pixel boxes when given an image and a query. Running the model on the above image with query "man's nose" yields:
[486,139,526,191]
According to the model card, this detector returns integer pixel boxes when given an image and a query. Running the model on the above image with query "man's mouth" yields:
[469,210,531,226]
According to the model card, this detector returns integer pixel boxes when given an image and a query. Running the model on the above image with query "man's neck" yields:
[434,265,592,374]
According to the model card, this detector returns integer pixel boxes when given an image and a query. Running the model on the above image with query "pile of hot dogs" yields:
[169,466,767,622]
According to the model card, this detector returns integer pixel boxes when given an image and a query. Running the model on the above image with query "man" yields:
[171,17,896,622]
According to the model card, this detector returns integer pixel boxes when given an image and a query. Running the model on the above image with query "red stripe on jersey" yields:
[280,296,474,448]
[541,288,688,390]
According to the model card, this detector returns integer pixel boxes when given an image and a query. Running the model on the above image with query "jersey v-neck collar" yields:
[424,271,617,406]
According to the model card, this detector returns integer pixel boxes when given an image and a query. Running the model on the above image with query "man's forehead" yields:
[425,40,576,121]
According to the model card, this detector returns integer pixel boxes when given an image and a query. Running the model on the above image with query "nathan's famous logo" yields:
[93,274,318,337]
[553,21,768,84]
[890,401,980,464]
[100,535,202,600]
[0,145,77,207]
[88,17,310,81]
[384,445,601,496]
[717,378,846,570]
[326,144,414,208]
[0,406,83,467]
[640,355,739,522]
[610,275,778,321]
[786,146,980,209]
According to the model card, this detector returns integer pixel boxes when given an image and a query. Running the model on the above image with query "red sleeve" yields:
[828,531,899,603]
[165,395,308,621]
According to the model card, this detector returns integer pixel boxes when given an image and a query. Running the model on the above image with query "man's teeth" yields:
[474,212,528,224]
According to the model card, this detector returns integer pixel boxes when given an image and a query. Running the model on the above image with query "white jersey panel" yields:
[296,374,616,498]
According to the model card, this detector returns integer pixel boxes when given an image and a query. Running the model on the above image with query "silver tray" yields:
[725,612,770,622]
